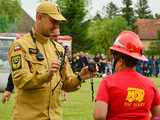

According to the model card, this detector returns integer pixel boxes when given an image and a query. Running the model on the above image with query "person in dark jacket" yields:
[1,74,14,103]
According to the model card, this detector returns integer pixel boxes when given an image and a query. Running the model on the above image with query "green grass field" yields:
[0,77,160,120]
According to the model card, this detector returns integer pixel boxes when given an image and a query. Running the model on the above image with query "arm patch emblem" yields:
[14,45,21,51]
[11,55,22,71]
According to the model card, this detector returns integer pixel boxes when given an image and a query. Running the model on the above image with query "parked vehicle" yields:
[0,36,16,92]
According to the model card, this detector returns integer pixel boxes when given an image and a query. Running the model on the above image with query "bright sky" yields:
[21,0,160,20]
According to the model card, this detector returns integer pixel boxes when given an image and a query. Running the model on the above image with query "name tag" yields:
[29,48,38,54]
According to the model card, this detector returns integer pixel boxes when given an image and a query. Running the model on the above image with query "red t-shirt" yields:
[96,68,160,120]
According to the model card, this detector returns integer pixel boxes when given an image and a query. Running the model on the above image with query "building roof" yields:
[135,19,160,40]
[16,8,34,33]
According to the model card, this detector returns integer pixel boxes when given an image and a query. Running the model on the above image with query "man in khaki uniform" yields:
[8,1,96,120]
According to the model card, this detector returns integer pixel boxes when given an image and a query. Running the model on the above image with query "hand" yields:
[1,91,12,104]
[48,59,61,76]
[79,66,97,80]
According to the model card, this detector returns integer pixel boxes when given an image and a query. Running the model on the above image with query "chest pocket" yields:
[24,54,48,74]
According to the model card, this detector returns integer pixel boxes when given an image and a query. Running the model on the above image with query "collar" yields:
[31,28,49,44]
[119,67,135,73]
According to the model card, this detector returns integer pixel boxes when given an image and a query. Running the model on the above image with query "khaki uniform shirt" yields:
[8,29,80,120]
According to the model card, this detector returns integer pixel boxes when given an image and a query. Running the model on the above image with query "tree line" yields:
[58,0,160,55]
[0,0,160,55]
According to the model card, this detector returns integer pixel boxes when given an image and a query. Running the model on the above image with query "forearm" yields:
[12,70,52,90]
[62,74,81,92]
[151,105,160,120]
[61,59,82,91]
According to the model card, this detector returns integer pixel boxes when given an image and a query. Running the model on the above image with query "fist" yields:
[1,91,12,104]
[80,66,97,80]
[49,59,61,75]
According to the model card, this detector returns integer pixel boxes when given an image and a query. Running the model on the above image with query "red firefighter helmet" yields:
[110,31,148,61]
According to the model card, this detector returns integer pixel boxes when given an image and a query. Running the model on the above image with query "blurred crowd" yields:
[68,51,160,78]
[136,56,160,77]
[68,52,113,76]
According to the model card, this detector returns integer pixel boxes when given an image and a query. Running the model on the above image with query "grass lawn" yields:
[0,77,160,120]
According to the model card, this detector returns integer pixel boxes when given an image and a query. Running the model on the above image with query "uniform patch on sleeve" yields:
[11,55,22,71]
[14,45,21,51]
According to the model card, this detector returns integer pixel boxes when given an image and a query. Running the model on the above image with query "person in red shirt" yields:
[93,31,160,120]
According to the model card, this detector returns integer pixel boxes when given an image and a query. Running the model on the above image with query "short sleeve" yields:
[96,79,109,103]
[151,88,160,108]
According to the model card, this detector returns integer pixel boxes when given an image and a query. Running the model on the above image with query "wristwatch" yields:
[77,73,82,82]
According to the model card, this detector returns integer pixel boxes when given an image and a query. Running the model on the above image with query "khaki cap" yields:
[36,1,66,21]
